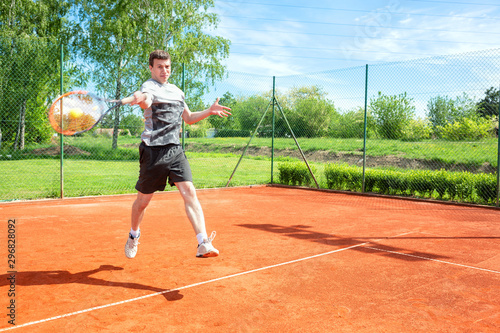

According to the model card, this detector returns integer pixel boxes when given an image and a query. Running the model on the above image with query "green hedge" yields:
[323,163,497,205]
[277,162,317,187]
[278,162,498,205]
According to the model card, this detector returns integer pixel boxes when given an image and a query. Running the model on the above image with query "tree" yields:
[232,94,270,133]
[208,91,237,130]
[477,87,499,118]
[329,107,374,139]
[369,92,415,139]
[278,86,337,138]
[0,0,70,38]
[72,0,230,149]
[427,95,455,130]
[230,86,337,138]
[427,94,478,138]
[279,85,327,110]
[427,93,477,134]
[0,1,71,149]
[290,97,335,138]
[120,114,144,137]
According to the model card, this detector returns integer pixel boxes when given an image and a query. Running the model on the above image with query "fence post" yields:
[59,43,64,199]
[271,76,276,184]
[362,64,368,193]
[181,63,186,150]
[496,85,500,207]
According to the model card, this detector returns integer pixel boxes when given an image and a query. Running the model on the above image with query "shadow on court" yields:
[0,265,183,301]
[0,187,498,331]
[237,223,453,261]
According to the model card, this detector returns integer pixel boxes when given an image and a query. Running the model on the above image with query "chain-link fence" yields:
[1,36,499,206]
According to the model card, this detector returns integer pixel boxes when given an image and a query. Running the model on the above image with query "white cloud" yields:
[202,0,500,104]
[224,53,302,76]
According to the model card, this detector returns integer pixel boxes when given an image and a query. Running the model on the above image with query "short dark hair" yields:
[149,50,171,67]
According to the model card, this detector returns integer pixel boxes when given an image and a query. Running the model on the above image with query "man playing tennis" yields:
[125,49,231,259]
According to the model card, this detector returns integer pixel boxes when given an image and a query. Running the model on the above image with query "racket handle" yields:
[120,95,136,105]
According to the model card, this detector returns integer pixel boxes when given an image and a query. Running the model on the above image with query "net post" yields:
[362,64,368,193]
[59,43,64,199]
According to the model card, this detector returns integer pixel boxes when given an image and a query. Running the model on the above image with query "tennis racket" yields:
[48,90,135,136]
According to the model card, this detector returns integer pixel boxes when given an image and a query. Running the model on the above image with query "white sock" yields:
[196,232,207,245]
[130,228,140,238]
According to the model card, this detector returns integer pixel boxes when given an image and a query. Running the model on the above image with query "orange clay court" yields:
[0,185,499,332]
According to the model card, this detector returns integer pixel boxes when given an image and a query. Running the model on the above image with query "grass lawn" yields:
[15,135,499,167]
[185,137,499,167]
[0,159,139,200]
[1,134,497,201]
[0,153,275,201]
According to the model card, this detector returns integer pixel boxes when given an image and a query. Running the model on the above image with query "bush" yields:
[427,93,477,131]
[401,118,432,141]
[408,170,435,196]
[290,97,335,137]
[324,163,362,191]
[186,119,212,138]
[120,114,144,136]
[369,92,416,140]
[329,108,375,139]
[277,162,316,186]
[186,126,207,138]
[323,163,497,205]
[437,116,493,141]
[476,173,497,204]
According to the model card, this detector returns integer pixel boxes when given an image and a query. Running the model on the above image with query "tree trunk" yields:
[14,99,26,150]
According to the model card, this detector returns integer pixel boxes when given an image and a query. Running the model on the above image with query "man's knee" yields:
[176,182,197,201]
[134,192,154,210]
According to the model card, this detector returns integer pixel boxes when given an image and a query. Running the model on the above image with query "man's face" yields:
[149,58,171,84]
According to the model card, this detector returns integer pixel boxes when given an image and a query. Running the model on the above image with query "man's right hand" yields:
[131,91,152,109]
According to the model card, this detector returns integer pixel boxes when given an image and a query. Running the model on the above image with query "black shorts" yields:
[135,142,193,194]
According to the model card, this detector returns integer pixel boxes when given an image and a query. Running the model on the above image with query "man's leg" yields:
[175,181,218,257]
[125,191,154,258]
[131,191,154,232]
[175,181,206,235]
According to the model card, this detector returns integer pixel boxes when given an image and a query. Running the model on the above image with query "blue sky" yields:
[207,0,500,76]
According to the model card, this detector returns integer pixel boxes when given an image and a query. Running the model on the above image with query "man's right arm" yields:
[131,91,153,109]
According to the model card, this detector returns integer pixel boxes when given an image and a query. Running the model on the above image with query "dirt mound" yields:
[31,145,91,156]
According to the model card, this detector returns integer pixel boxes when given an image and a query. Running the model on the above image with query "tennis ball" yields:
[68,108,84,119]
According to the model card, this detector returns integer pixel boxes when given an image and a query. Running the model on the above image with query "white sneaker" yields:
[196,231,219,258]
[125,233,140,258]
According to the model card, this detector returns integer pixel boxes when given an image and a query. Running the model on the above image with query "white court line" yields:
[365,246,500,274]
[3,236,498,332]
[0,242,369,332]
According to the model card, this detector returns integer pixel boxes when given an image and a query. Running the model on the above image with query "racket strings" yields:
[49,93,107,135]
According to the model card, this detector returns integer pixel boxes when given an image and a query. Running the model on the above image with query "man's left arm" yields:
[182,98,231,125]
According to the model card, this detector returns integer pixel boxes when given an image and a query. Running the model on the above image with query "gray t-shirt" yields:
[140,79,187,146]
